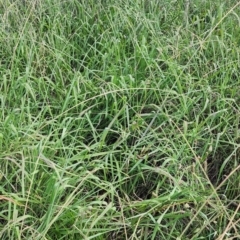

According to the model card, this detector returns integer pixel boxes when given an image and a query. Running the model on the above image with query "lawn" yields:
[0,0,240,239]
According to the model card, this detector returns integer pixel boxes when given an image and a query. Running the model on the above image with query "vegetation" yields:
[0,0,239,239]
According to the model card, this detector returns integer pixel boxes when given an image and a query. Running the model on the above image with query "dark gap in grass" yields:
[133,181,153,200]
[125,171,160,201]
[207,146,239,186]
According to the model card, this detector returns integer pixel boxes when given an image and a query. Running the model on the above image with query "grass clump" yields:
[0,0,240,239]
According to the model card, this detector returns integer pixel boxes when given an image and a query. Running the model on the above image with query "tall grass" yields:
[0,0,240,239]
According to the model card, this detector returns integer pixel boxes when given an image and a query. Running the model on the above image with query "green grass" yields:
[0,0,240,239]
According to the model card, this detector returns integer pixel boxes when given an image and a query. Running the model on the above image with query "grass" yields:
[0,0,240,239]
